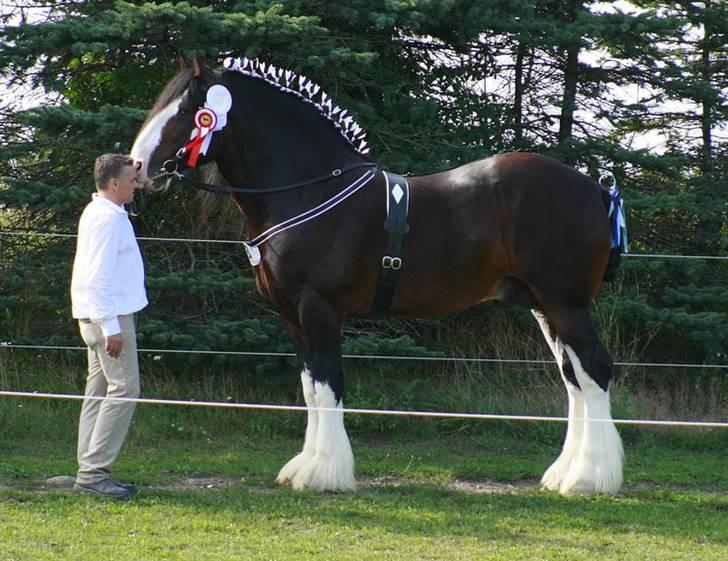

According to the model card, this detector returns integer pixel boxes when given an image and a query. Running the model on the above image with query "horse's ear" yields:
[178,52,191,70]
[192,55,214,83]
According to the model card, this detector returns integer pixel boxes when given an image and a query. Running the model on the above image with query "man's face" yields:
[110,165,142,205]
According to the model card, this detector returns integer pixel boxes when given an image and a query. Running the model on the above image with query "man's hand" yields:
[105,334,123,358]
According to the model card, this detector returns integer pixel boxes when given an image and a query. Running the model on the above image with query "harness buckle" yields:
[163,158,179,174]
[382,256,402,270]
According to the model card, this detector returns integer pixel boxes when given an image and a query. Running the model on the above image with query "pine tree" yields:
[0,0,725,371]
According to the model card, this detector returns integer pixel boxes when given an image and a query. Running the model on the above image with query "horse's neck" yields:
[220,141,366,238]
[220,94,367,235]
[230,164,368,239]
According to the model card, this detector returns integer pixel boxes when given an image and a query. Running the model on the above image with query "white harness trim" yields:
[243,168,379,266]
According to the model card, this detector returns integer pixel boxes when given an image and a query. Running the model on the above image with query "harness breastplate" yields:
[369,171,411,315]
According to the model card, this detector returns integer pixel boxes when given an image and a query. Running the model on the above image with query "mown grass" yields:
[1,353,726,560]
[1,482,727,561]
[1,429,727,561]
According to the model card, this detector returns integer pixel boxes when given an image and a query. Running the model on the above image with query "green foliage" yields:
[0,0,726,388]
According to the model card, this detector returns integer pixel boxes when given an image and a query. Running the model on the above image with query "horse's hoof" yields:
[540,454,574,492]
[558,464,623,496]
[276,451,313,485]
[288,454,356,492]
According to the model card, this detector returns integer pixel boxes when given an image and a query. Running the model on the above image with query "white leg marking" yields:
[532,310,560,360]
[276,368,318,485]
[533,310,583,491]
[130,96,184,174]
[541,379,584,491]
[284,381,356,492]
[559,345,624,495]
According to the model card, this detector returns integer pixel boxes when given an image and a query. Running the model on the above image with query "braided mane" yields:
[223,57,370,156]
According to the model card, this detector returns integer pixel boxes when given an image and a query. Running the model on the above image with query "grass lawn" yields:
[1,404,726,561]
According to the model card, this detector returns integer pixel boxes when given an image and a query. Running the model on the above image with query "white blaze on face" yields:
[130,96,185,179]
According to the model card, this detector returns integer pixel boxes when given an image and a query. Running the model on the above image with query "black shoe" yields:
[74,479,132,500]
[110,479,137,495]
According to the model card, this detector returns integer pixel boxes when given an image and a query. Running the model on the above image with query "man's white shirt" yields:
[71,194,148,336]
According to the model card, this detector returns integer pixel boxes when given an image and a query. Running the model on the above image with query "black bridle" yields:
[155,156,380,195]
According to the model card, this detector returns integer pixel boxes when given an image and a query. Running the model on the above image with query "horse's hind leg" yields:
[532,310,585,492]
[533,308,623,495]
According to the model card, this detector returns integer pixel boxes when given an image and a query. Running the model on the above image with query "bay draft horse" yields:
[131,56,625,496]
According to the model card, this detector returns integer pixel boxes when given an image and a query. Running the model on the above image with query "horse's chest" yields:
[252,259,298,312]
[253,263,277,303]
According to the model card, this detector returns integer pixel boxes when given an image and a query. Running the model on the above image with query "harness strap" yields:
[370,172,411,316]
[243,167,379,266]
[165,161,379,195]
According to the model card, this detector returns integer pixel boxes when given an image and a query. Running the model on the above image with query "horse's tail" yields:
[599,176,627,283]
[603,244,622,282]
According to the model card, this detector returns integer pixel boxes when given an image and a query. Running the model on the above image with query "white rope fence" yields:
[2,230,727,260]
[0,390,726,429]
[2,230,726,430]
[2,343,727,369]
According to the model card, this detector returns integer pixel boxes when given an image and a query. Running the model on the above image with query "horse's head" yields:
[131,56,231,191]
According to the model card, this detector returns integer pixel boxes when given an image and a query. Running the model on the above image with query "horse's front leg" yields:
[275,320,318,487]
[276,298,356,492]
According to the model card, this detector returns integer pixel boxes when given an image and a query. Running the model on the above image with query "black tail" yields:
[603,245,622,282]
[599,186,625,282]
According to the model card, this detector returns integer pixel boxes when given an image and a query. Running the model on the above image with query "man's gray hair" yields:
[94,153,134,191]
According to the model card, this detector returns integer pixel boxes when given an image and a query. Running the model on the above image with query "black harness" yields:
[153,157,411,316]
[369,171,411,316]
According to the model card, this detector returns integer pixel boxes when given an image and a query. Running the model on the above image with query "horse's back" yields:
[395,153,611,314]
[410,152,609,252]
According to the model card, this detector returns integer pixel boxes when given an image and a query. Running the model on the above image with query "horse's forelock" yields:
[131,97,185,178]
[131,69,200,178]
[142,68,195,129]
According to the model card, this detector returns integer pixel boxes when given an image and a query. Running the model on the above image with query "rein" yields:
[157,160,379,195]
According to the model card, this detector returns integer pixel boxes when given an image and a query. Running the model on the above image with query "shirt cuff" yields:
[99,317,121,337]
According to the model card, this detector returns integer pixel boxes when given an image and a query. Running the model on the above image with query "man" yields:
[70,153,148,500]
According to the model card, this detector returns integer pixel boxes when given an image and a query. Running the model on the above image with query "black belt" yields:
[369,172,410,315]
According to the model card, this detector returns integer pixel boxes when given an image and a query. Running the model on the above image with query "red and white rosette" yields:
[183,107,218,167]
[195,107,218,131]
[182,84,233,168]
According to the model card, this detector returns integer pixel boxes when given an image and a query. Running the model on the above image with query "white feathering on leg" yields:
[558,345,624,495]
[541,379,585,491]
[276,369,318,485]
[288,382,356,492]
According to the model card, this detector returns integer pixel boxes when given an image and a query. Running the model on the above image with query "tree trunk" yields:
[558,42,579,145]
[558,0,582,149]
[513,41,526,144]
[700,0,714,173]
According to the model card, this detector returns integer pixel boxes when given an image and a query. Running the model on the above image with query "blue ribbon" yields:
[608,185,628,252]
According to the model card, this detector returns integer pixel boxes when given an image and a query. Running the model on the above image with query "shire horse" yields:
[131,56,626,496]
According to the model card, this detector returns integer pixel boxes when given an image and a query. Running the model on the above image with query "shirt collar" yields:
[92,192,128,215]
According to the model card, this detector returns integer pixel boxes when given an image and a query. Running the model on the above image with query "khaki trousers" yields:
[76,314,140,484]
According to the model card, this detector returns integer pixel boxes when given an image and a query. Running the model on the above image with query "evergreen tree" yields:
[0,1,725,375]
